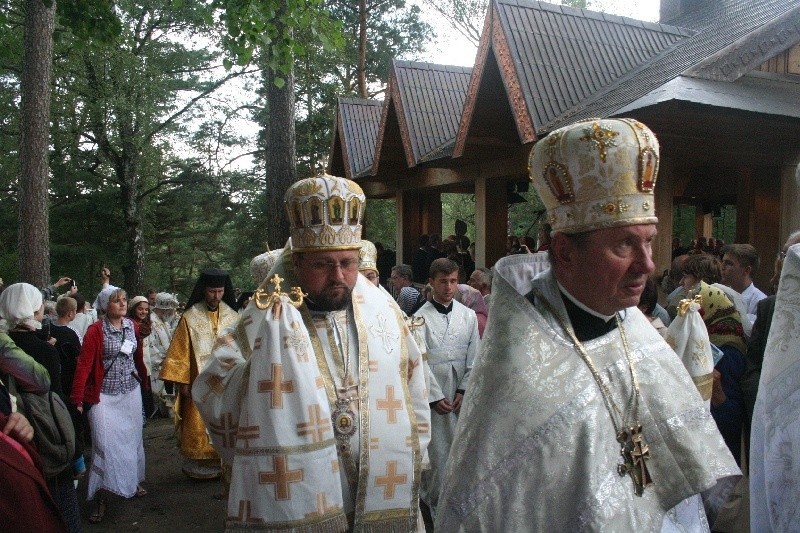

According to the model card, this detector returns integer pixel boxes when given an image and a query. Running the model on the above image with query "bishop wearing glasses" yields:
[193,174,431,532]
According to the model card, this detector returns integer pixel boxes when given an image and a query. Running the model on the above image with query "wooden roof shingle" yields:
[328,97,382,180]
[455,0,692,155]
[546,0,800,131]
[371,61,472,175]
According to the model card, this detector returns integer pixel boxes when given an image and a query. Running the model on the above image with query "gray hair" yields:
[391,264,413,281]
[472,268,492,287]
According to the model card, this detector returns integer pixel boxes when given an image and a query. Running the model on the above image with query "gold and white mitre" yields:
[284,174,365,252]
[358,239,378,273]
[528,118,659,234]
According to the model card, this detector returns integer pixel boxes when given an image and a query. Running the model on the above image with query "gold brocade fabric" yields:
[161,303,238,460]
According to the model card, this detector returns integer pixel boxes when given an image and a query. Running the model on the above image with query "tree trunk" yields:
[18,0,56,288]
[120,171,145,296]
[118,112,145,296]
[357,0,368,98]
[263,53,296,248]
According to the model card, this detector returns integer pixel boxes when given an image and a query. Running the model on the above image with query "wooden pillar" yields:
[653,157,674,276]
[398,189,441,265]
[475,176,509,268]
[751,165,781,291]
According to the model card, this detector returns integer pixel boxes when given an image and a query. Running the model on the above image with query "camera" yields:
[69,279,76,289]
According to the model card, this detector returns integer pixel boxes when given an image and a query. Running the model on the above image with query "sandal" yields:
[135,484,148,497]
[88,497,106,523]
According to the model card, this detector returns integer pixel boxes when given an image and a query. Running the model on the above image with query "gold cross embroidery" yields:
[237,425,260,448]
[580,121,619,163]
[284,321,310,362]
[375,460,407,500]
[258,363,295,409]
[376,385,403,424]
[228,499,264,524]
[200,374,224,402]
[208,412,238,448]
[296,404,332,442]
[259,455,304,501]
[304,493,340,518]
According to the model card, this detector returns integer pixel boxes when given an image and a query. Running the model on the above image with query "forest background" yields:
[0,0,731,300]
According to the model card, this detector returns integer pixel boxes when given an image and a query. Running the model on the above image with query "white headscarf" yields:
[94,285,121,312]
[0,282,43,332]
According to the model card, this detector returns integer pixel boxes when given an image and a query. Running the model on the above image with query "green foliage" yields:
[672,204,736,247]
[216,0,343,75]
[293,0,431,176]
[56,0,121,43]
[364,198,397,249]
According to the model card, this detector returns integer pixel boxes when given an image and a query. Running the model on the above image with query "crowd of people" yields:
[2,117,799,533]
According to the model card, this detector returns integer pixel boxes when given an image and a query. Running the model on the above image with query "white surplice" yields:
[414,299,479,517]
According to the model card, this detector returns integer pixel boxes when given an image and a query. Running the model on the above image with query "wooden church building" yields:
[329,0,800,289]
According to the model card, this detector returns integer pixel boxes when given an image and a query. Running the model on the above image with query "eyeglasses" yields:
[304,258,359,273]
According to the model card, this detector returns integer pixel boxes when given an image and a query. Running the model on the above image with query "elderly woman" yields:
[148,293,179,417]
[71,287,148,523]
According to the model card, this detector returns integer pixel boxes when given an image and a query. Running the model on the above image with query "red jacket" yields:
[0,415,67,532]
[70,318,148,406]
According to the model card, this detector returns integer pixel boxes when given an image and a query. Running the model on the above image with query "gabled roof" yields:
[328,97,382,180]
[617,73,800,119]
[547,0,800,131]
[455,0,692,155]
[371,61,471,175]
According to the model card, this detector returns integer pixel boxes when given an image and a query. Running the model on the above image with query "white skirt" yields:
[87,386,145,499]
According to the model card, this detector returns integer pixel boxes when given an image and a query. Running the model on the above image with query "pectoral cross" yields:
[617,424,653,496]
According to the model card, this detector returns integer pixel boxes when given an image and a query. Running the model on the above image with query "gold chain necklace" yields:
[329,309,358,452]
[534,289,653,496]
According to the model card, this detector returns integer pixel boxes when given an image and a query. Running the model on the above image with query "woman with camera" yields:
[71,286,149,523]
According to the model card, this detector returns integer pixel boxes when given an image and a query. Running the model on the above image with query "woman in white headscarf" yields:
[0,283,82,532]
[0,284,63,399]
[71,286,148,523]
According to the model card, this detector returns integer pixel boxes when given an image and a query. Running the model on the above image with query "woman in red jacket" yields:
[71,287,149,523]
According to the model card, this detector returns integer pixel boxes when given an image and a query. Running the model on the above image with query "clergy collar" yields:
[430,297,453,315]
[555,282,626,342]
[557,282,616,322]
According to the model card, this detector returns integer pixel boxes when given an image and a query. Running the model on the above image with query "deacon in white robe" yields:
[750,242,800,532]
[414,259,479,518]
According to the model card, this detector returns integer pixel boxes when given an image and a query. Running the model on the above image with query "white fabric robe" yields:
[148,311,176,396]
[750,243,800,532]
[194,264,430,532]
[414,300,479,517]
[436,262,740,532]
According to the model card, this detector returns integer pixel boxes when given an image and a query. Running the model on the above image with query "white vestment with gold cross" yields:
[194,259,430,532]
[436,262,741,532]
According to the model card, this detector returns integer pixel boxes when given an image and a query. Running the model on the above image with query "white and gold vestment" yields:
[194,257,431,532]
[436,263,740,531]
